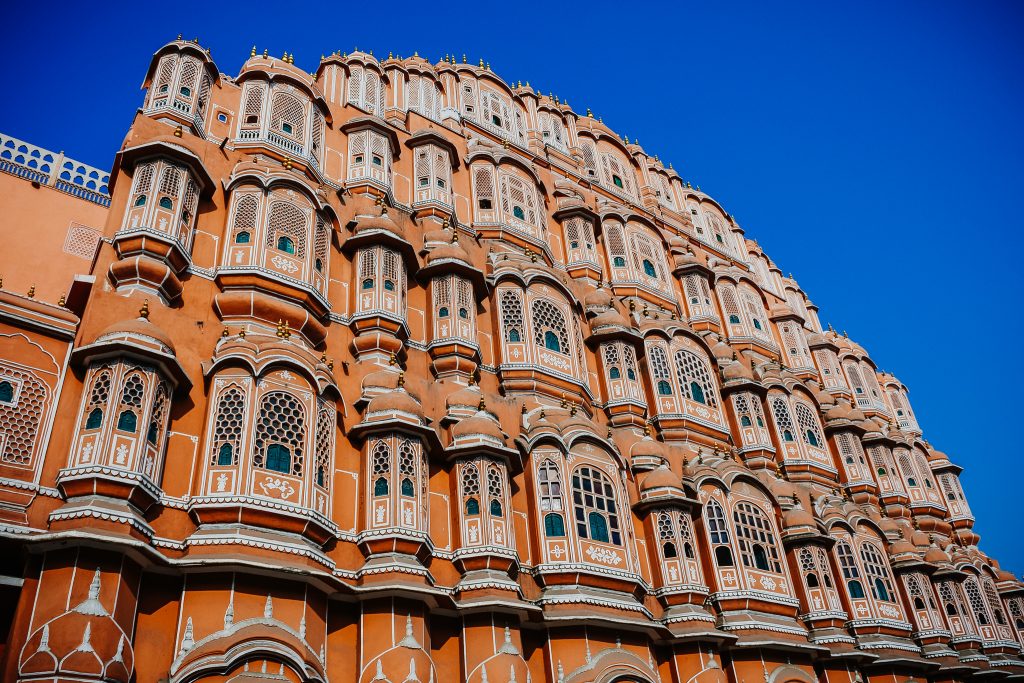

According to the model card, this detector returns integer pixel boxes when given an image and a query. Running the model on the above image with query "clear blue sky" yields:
[4,2,1021,571]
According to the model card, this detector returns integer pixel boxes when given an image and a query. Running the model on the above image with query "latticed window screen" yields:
[230,193,260,243]
[795,401,824,447]
[461,461,480,513]
[860,541,896,601]
[836,432,868,480]
[241,83,267,127]
[210,387,246,465]
[157,165,182,206]
[571,466,622,545]
[175,58,201,106]
[580,140,599,176]
[965,578,992,626]
[500,289,524,343]
[408,74,440,120]
[674,349,718,407]
[604,221,627,266]
[733,393,756,427]
[371,440,391,495]
[530,299,570,354]
[705,500,731,545]
[487,463,504,515]
[648,344,672,394]
[718,285,743,326]
[0,366,47,466]
[347,66,384,115]
[499,172,540,234]
[770,396,797,442]
[253,392,305,476]
[314,402,333,489]
[146,383,169,448]
[629,230,669,291]
[270,91,306,140]
[836,542,860,580]
[150,55,176,104]
[314,215,330,272]
[83,370,112,429]
[130,163,157,207]
[473,165,495,213]
[265,200,309,258]
[741,289,770,339]
[982,577,1008,626]
[564,217,597,264]
[537,459,563,512]
[938,582,965,617]
[601,153,635,199]
[732,501,782,572]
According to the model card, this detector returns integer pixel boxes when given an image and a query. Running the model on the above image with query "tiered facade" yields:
[0,38,1021,683]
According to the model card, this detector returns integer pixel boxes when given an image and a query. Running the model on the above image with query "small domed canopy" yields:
[639,463,684,494]
[73,311,191,391]
[343,204,419,271]
[782,499,817,532]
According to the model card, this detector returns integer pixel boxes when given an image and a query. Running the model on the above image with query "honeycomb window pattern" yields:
[253,391,305,476]
[0,367,47,466]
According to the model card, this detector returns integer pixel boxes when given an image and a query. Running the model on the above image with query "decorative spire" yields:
[139,299,149,319]
[26,284,35,299]
[58,292,66,307]
[264,594,273,618]
[398,613,420,648]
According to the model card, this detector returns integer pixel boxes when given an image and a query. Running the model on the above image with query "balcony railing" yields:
[237,129,320,172]
[0,132,110,207]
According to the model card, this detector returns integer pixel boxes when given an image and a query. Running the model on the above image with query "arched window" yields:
[270,90,305,140]
[658,381,672,396]
[466,497,480,515]
[499,288,524,345]
[531,299,570,356]
[83,371,112,431]
[795,401,824,449]
[235,231,250,244]
[642,259,656,277]
[706,499,733,566]
[674,349,719,408]
[733,501,782,572]
[964,578,991,626]
[159,197,173,209]
[277,236,295,254]
[487,464,504,518]
[116,374,145,433]
[836,542,864,599]
[545,512,565,537]
[253,392,305,476]
[571,466,621,545]
[770,397,797,448]
[398,439,417,498]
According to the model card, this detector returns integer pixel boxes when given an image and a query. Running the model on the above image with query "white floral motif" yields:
[271,254,299,273]
[216,473,228,492]
[115,444,129,465]
[585,545,623,566]
[81,443,94,464]
[760,575,777,590]
[258,477,295,499]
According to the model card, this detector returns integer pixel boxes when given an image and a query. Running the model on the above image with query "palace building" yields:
[0,38,1021,683]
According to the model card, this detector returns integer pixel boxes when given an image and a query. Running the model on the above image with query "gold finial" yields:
[587,108,593,118]
[177,33,183,40]
[397,371,406,388]
[221,327,229,338]
[539,408,546,420]
[139,299,149,318]
[629,299,636,312]
[643,423,651,437]
[413,50,418,58]
[607,427,613,439]
[263,49,268,58]
[479,58,484,68]
[525,81,530,88]
[478,395,486,411]
[389,51,394,59]
[250,45,257,57]
[389,352,397,366]
[462,54,467,63]
[173,125,183,138]
[58,292,66,307]
[238,329,246,339]
[328,358,334,371]
[283,157,293,170]
[276,319,286,337]
[521,402,527,414]
[530,251,538,263]
[321,353,328,364]
[560,397,568,409]
[569,403,577,416]
[642,302,649,318]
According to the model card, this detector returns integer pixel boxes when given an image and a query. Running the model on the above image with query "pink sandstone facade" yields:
[0,38,1020,683]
